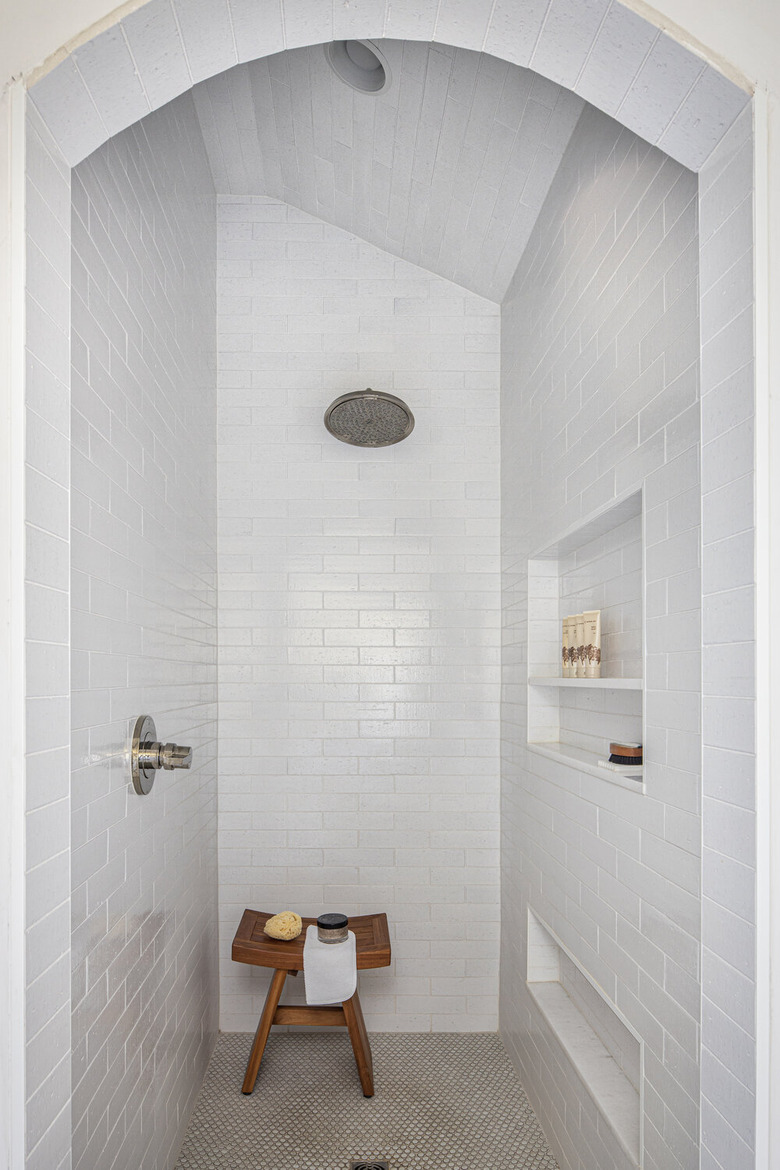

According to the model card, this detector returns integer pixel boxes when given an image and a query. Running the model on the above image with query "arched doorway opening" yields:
[17,3,757,1168]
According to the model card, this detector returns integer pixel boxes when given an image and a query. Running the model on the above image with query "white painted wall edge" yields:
[754,83,779,1170]
[0,79,27,1170]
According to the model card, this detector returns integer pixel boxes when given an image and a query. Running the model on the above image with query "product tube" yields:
[569,615,578,678]
[562,616,571,677]
[583,610,601,678]
[574,613,585,678]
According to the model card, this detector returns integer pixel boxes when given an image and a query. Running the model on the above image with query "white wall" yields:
[69,94,218,1170]
[698,105,757,1170]
[24,99,72,1170]
[500,105,702,1170]
[0,80,26,1170]
[216,196,501,1032]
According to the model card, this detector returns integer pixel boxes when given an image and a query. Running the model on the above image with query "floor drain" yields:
[350,1162,389,1170]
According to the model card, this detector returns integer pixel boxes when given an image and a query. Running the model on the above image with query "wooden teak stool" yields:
[232,909,391,1097]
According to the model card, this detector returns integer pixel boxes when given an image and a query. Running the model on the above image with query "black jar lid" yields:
[317,913,348,930]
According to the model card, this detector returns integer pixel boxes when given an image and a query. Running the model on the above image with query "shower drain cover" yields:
[350,1162,390,1170]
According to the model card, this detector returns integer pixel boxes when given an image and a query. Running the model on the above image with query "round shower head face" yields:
[324,390,415,448]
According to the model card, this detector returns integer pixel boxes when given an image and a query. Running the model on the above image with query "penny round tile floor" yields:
[175,1032,559,1170]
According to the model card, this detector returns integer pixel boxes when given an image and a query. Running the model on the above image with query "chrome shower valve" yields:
[160,742,193,770]
[131,715,193,795]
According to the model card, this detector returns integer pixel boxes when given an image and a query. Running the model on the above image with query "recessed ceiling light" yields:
[325,39,391,95]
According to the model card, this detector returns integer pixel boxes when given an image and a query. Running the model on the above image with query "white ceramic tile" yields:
[659,68,750,172]
[698,106,755,1170]
[500,101,704,1170]
[530,0,610,91]
[228,0,285,62]
[483,0,551,68]
[69,94,218,1170]
[23,102,73,1170]
[21,14,756,1170]
[616,33,705,148]
[434,0,493,51]
[217,196,500,1033]
[27,0,744,187]
[282,0,333,49]
[174,0,238,84]
[28,58,107,168]
[121,0,192,108]
[194,42,582,300]
[332,0,388,40]
[575,2,659,117]
[71,25,151,139]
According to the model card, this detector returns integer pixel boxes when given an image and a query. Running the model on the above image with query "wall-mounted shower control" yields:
[131,715,193,795]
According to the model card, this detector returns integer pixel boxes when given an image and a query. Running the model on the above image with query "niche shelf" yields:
[527,909,643,1167]
[529,676,642,690]
[528,742,642,789]
[527,490,644,787]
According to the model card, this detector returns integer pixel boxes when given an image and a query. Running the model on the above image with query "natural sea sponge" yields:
[264,911,302,941]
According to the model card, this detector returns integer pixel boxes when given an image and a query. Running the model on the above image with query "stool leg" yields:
[242,968,287,1094]
[343,990,374,1097]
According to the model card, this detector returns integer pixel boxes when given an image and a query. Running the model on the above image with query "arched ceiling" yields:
[28,0,750,189]
[191,41,584,301]
[26,0,750,299]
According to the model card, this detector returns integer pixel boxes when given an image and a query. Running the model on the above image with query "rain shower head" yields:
[324,390,415,448]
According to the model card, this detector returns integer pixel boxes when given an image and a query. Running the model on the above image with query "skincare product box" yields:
[574,613,585,677]
[561,610,602,678]
[583,609,601,678]
[562,615,573,677]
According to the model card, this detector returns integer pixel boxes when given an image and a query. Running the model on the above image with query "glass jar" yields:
[317,912,349,943]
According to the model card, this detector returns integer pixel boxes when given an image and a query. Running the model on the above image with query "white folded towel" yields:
[303,925,357,1005]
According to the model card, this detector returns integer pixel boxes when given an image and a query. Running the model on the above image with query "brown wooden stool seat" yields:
[232,909,391,1097]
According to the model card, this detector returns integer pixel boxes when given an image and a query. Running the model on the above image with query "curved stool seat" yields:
[232,909,391,1097]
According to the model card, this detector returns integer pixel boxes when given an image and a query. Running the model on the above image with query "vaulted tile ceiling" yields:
[192,41,584,302]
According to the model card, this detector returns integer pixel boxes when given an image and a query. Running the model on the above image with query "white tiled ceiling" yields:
[192,41,584,301]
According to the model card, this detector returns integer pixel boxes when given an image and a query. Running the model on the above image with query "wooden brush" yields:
[608,742,643,766]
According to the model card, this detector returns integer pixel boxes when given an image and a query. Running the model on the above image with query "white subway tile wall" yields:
[560,516,644,680]
[525,512,644,760]
[500,105,702,1170]
[216,197,501,1033]
[69,96,218,1170]
[25,101,72,1170]
[20,6,757,1164]
[556,517,644,760]
[698,106,756,1170]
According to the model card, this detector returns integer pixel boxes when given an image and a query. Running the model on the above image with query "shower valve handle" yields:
[160,742,192,770]
[131,715,193,795]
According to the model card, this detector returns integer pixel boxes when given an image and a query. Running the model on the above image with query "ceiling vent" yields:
[325,40,391,94]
